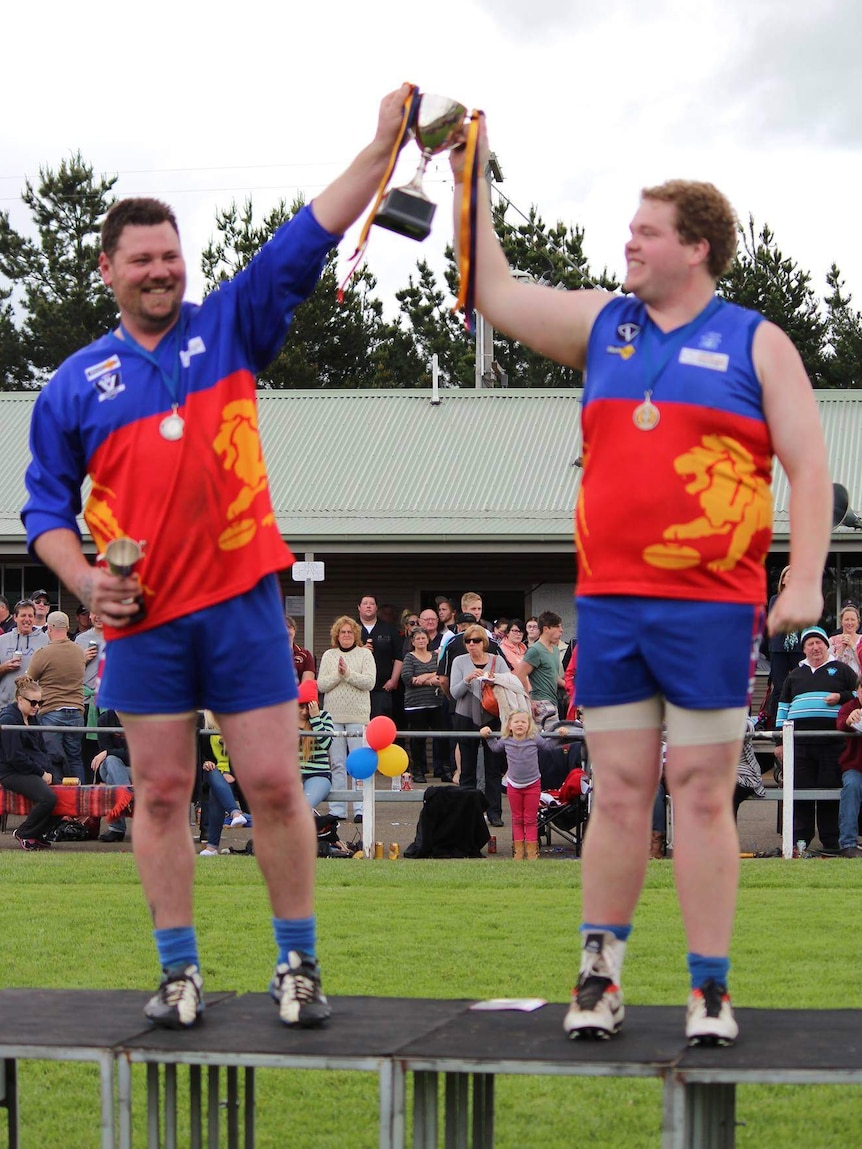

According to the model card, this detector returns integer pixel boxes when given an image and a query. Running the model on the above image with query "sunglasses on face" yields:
[465,637,484,645]
[22,697,41,707]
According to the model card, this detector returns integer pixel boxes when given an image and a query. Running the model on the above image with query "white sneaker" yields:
[199,846,219,856]
[685,980,738,1046]
[563,930,625,1040]
[230,812,249,828]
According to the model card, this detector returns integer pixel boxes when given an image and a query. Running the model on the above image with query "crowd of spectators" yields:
[9,577,862,860]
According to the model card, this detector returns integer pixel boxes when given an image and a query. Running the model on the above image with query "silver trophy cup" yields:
[374,93,468,241]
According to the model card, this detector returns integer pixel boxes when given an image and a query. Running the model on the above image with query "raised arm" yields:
[451,115,610,369]
[756,321,831,634]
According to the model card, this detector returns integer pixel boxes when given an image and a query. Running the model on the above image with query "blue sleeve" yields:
[219,204,340,372]
[22,370,88,551]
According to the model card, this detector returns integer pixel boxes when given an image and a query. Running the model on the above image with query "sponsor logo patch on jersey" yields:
[678,347,729,372]
[617,322,641,344]
[85,354,121,382]
[94,372,125,402]
[180,336,206,368]
[607,344,636,360]
[699,330,723,350]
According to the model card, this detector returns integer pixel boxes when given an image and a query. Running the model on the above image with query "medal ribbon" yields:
[337,83,421,302]
[114,321,183,408]
[452,111,481,333]
[639,296,723,398]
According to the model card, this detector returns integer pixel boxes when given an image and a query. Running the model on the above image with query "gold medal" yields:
[633,391,660,431]
[159,404,185,441]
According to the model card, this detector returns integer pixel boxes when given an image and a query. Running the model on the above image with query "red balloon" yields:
[365,715,397,751]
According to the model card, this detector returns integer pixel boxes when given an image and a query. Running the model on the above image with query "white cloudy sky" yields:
[3,0,860,319]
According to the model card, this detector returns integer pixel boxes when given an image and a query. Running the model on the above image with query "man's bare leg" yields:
[120,714,198,928]
[218,702,329,1027]
[665,737,741,1045]
[664,739,741,956]
[217,701,316,920]
[580,727,663,924]
[564,726,661,1039]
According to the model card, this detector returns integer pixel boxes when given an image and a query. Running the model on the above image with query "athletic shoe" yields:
[840,845,862,858]
[199,846,219,856]
[13,829,39,851]
[685,979,739,1047]
[144,963,204,1029]
[32,836,53,849]
[269,949,331,1028]
[563,931,625,1040]
[230,812,249,828]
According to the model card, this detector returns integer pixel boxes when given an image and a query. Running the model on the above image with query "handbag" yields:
[480,656,501,718]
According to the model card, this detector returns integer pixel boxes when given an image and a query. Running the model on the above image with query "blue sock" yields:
[273,916,316,964]
[154,926,199,971]
[688,953,730,991]
[581,922,632,942]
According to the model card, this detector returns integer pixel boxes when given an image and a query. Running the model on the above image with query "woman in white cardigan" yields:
[317,616,376,821]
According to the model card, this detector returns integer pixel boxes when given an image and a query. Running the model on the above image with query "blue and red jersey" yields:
[576,295,772,605]
[22,205,339,639]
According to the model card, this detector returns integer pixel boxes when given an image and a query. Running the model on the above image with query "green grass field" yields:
[1,854,861,1147]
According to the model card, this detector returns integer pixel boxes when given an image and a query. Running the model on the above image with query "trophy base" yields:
[374,187,436,241]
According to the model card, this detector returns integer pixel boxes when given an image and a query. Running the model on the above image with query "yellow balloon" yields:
[376,743,409,778]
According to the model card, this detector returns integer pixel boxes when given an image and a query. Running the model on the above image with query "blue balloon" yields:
[346,746,378,780]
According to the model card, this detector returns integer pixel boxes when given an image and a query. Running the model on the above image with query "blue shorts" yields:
[98,574,297,715]
[575,596,763,710]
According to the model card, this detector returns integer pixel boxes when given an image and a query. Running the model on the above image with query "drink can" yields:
[487,836,497,854]
[388,842,400,860]
[374,841,384,859]
[61,778,80,786]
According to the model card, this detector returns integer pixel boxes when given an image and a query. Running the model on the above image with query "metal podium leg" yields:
[379,1059,406,1149]
[412,1071,438,1149]
[244,1067,255,1149]
[662,1075,736,1149]
[1,1059,19,1149]
[117,1057,132,1149]
[147,1064,160,1148]
[207,1066,220,1148]
[471,1074,494,1149]
[227,1066,239,1149]
[190,1065,203,1149]
[444,1073,469,1149]
[100,1054,117,1149]
[164,1064,177,1149]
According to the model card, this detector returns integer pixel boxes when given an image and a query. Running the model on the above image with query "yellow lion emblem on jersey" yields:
[643,434,772,572]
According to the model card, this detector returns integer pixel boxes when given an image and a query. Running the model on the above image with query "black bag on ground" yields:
[405,786,491,858]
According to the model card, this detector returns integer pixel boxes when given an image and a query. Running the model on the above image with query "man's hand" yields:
[77,567,143,630]
[766,583,824,636]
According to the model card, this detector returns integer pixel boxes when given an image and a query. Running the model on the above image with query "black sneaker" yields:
[13,829,39,851]
[144,963,204,1029]
[98,830,125,843]
[685,979,738,1047]
[32,836,53,849]
[269,950,331,1027]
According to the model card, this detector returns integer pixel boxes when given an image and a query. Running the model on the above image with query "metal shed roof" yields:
[2,388,862,552]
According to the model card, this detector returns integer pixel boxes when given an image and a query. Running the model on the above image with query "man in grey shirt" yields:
[0,599,48,704]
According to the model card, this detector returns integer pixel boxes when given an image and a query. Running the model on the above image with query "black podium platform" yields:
[1,990,861,1148]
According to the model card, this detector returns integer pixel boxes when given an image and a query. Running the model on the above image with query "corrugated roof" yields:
[3,388,862,549]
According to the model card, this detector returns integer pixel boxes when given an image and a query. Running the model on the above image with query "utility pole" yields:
[475,153,503,389]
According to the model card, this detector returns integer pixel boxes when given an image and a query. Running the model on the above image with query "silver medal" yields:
[159,406,185,441]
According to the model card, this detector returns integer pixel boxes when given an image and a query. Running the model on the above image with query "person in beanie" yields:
[775,627,857,853]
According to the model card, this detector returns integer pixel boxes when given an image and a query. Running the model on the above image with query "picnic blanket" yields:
[0,784,134,823]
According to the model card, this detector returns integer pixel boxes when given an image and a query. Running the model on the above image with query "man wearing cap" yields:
[31,590,51,633]
[775,626,857,853]
[26,611,87,783]
[70,604,92,641]
[0,600,49,705]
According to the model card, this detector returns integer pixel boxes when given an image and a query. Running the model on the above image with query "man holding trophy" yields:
[450,118,830,1046]
[22,86,412,1030]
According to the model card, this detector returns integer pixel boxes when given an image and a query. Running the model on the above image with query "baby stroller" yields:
[537,766,591,855]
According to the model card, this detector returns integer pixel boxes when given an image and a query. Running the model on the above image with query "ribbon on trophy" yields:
[338,87,482,334]
[452,110,481,333]
[337,84,422,302]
